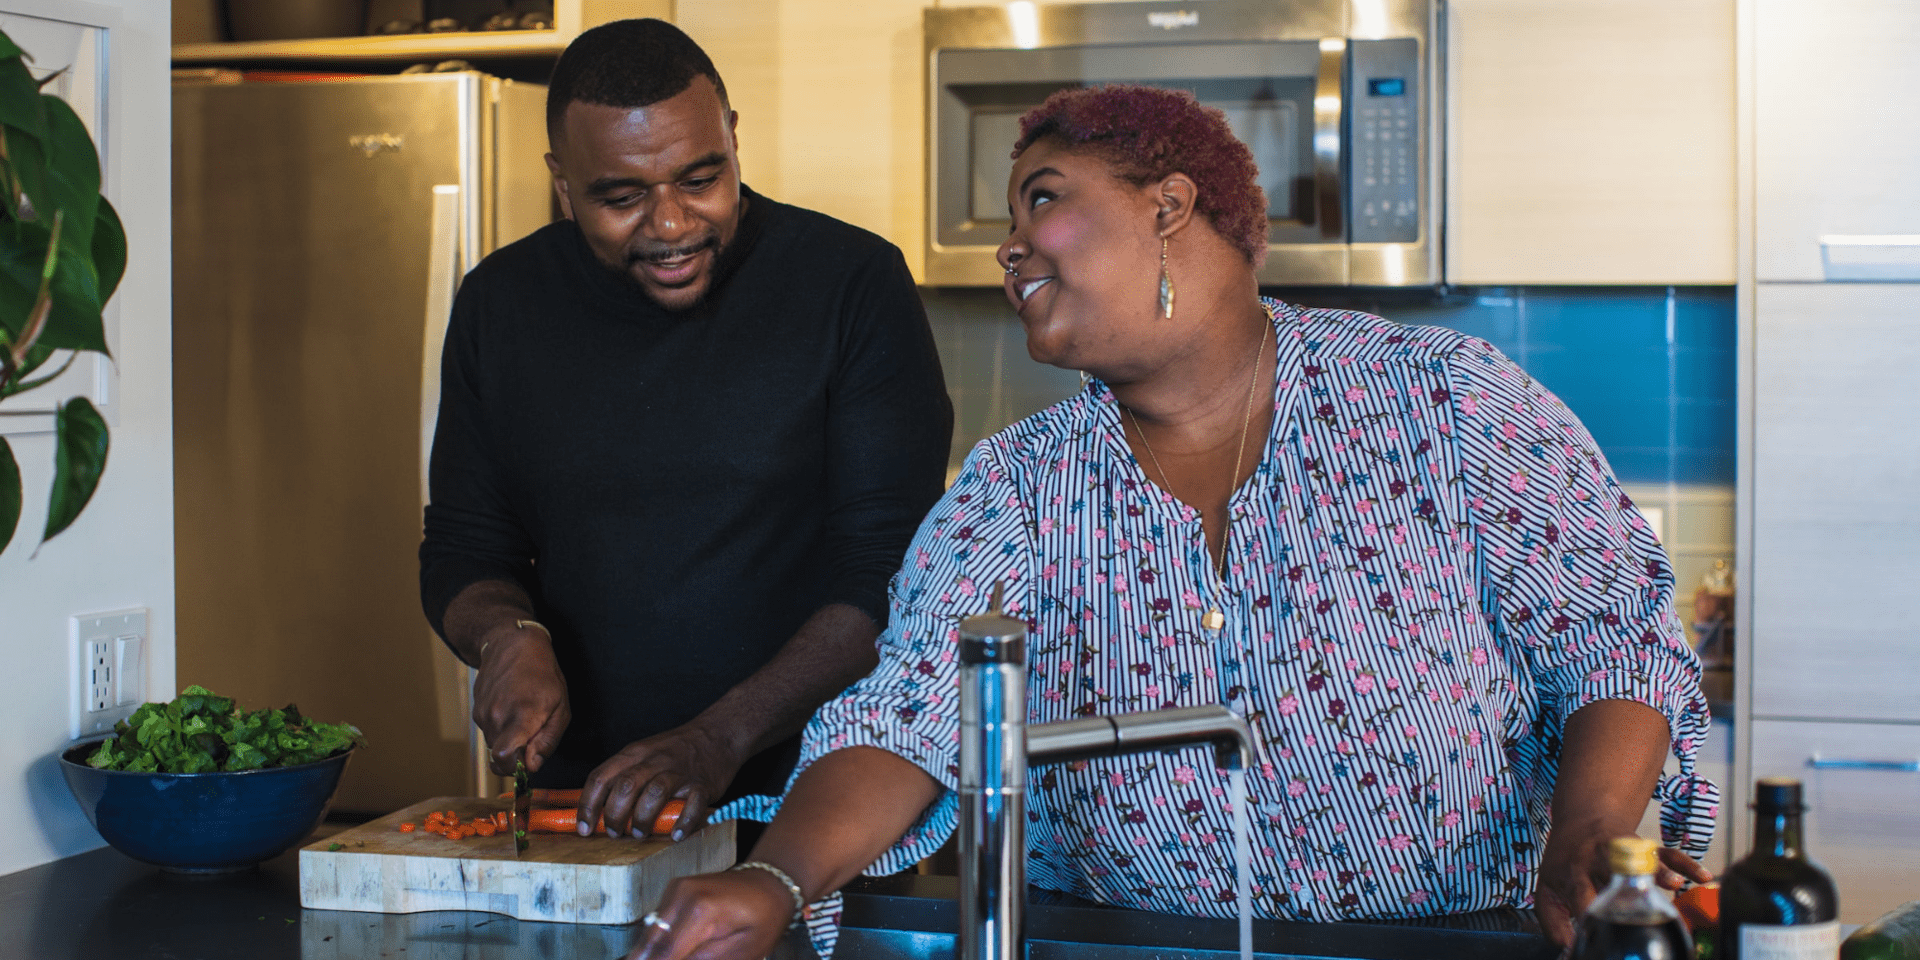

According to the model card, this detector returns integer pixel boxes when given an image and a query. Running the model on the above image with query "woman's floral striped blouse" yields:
[794,298,1716,919]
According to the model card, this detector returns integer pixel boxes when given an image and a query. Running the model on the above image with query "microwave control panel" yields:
[1348,38,1421,244]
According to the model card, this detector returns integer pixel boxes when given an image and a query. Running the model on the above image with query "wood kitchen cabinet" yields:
[1749,720,1920,924]
[1741,0,1920,914]
[1755,0,1920,282]
[172,0,671,63]
[1445,0,1735,284]
[1744,281,1920,913]
[1750,283,1920,722]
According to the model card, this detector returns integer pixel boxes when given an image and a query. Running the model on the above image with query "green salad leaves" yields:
[86,685,364,773]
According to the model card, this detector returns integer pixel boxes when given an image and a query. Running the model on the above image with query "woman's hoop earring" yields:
[1158,236,1175,320]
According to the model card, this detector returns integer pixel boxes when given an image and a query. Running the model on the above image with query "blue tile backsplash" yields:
[922,285,1738,487]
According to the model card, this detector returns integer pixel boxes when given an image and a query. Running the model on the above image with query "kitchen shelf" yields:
[172,31,567,64]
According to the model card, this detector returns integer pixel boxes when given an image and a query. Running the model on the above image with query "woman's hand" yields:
[1534,826,1714,948]
[626,870,794,960]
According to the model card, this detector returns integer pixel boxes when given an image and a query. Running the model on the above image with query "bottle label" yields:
[1740,922,1840,960]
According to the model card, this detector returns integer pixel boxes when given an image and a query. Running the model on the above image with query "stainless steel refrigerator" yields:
[173,73,552,814]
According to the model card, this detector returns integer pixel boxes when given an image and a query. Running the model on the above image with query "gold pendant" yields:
[1201,607,1225,631]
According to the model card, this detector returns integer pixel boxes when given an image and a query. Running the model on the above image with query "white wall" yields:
[0,0,171,876]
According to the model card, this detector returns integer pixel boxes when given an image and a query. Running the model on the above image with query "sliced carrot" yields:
[399,822,416,833]
[475,822,496,837]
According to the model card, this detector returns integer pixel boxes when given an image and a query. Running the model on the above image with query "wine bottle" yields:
[1575,836,1694,960]
[1840,900,1920,960]
[1719,778,1840,960]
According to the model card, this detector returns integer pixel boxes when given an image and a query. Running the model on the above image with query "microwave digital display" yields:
[1368,77,1407,97]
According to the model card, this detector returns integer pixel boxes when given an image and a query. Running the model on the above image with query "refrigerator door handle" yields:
[419,183,489,797]
[420,183,462,502]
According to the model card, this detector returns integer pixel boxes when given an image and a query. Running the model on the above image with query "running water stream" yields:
[1229,767,1252,960]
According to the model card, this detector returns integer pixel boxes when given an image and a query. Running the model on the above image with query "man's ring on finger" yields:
[643,911,671,932]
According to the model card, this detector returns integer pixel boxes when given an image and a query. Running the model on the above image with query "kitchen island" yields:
[0,835,1557,960]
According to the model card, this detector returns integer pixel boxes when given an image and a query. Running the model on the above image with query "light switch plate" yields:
[72,608,147,739]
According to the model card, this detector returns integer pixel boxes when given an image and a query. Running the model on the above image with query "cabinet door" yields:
[1751,284,1920,721]
[1749,720,1920,924]
[1756,0,1920,281]
[1446,0,1734,284]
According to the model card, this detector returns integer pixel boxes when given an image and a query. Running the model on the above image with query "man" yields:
[420,18,952,841]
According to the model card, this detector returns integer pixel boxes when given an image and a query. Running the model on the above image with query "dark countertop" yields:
[0,839,1556,960]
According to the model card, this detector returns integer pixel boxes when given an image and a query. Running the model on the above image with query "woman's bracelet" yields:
[729,860,806,928]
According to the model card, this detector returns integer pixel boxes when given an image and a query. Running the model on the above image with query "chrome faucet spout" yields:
[1027,705,1254,773]
[956,588,1258,960]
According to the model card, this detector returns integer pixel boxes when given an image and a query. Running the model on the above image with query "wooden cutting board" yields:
[298,796,736,924]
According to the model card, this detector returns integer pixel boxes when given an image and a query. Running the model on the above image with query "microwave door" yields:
[928,41,1347,286]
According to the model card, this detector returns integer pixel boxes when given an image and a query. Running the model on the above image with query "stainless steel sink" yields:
[834,875,1559,960]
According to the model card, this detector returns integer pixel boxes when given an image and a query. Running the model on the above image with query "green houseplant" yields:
[0,28,125,555]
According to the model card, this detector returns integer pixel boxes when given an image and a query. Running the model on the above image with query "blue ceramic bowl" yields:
[59,740,353,873]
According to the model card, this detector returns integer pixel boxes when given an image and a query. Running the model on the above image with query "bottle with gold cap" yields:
[1574,836,1695,960]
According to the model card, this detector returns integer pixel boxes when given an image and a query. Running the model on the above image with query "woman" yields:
[632,85,1715,959]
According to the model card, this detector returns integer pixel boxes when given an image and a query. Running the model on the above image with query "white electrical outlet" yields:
[73,609,147,739]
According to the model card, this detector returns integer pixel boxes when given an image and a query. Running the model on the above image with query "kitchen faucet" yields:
[958,587,1255,960]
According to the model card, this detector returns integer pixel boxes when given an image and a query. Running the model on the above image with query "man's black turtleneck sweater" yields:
[420,188,953,796]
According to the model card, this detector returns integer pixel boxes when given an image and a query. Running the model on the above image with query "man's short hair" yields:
[545,19,729,143]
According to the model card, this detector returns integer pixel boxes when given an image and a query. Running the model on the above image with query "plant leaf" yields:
[1,345,72,397]
[38,96,98,254]
[0,435,19,554]
[1,120,48,224]
[91,198,124,308]
[42,394,106,543]
[0,56,49,142]
[0,217,104,353]
[0,34,26,63]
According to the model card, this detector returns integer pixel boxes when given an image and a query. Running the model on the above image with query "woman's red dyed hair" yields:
[1014,84,1267,265]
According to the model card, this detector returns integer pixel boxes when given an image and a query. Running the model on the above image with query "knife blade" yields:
[512,754,531,857]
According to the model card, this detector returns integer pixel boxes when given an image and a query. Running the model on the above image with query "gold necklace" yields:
[1124,319,1271,632]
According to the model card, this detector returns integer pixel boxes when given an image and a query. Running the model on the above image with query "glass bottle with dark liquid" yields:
[1576,836,1694,960]
[1720,778,1840,960]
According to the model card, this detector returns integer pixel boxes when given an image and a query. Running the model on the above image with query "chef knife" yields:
[512,753,531,857]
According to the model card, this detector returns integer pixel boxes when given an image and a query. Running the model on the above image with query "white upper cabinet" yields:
[1750,282,1920,722]
[1446,0,1735,285]
[1756,0,1920,282]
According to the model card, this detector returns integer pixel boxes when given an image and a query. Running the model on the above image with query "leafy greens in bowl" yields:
[86,685,363,773]
[62,685,365,872]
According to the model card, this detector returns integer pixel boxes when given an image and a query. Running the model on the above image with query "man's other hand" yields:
[473,622,570,776]
[578,721,743,840]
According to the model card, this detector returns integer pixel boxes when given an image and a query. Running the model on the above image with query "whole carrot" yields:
[527,807,600,834]
[525,799,685,837]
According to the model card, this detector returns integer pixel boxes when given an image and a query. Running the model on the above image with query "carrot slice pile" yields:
[404,797,686,840]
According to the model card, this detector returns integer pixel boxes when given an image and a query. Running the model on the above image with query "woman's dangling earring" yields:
[1158,236,1175,320]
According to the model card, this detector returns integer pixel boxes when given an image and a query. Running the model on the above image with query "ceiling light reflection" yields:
[1009,1,1040,49]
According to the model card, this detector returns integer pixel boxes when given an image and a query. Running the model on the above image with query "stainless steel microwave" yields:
[924,0,1442,287]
